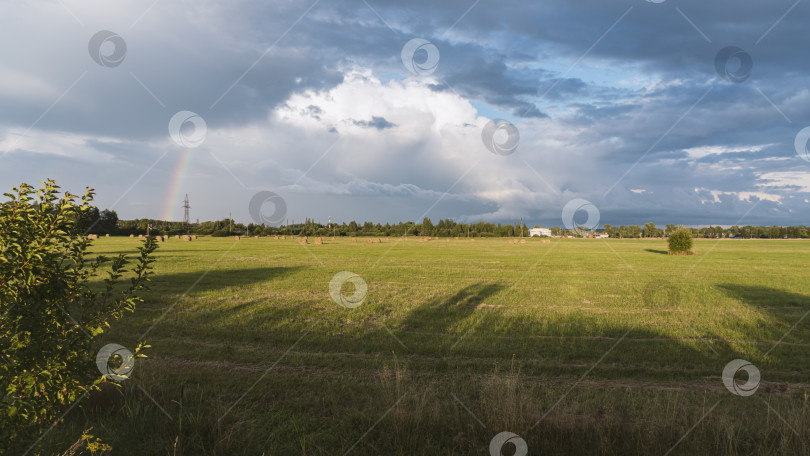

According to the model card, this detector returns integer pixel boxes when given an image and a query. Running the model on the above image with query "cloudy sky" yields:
[2,0,809,227]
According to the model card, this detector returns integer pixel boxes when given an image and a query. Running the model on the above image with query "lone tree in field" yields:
[0,180,157,452]
[667,226,693,255]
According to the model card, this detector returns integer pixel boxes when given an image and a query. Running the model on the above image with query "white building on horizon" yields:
[529,227,552,237]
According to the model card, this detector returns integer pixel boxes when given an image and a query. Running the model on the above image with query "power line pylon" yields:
[183,194,191,233]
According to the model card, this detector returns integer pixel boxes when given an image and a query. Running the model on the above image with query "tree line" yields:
[80,210,810,239]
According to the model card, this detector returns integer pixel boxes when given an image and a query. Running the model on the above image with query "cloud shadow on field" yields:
[716,284,810,310]
[69,272,810,454]
[143,266,303,297]
[715,284,810,355]
[399,282,505,335]
[410,280,810,383]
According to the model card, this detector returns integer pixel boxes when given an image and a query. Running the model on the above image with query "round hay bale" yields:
[469,239,475,242]
[181,235,191,241]
[138,235,145,239]
[274,235,279,239]
[314,237,323,245]
[129,234,134,238]
[175,235,180,239]
[105,234,110,237]
[374,238,381,243]
[253,235,259,239]
[191,235,197,240]
[366,238,372,243]
[282,236,286,240]
[351,238,357,243]
[234,236,240,240]
[520,239,526,244]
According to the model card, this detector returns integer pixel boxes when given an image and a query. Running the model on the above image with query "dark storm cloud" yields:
[1,0,808,225]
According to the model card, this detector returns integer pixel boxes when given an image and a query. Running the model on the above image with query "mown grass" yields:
[36,237,810,455]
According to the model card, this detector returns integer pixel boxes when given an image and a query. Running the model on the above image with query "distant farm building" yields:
[529,227,552,237]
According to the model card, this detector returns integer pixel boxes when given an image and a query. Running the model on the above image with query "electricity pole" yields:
[183,194,191,233]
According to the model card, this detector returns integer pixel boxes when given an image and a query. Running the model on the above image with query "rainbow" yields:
[161,148,193,221]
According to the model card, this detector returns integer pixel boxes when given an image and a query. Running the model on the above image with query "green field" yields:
[40,237,810,455]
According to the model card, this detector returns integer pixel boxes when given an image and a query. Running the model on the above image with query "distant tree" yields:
[72,206,100,233]
[643,222,657,238]
[97,209,118,235]
[668,226,693,255]
[421,217,434,236]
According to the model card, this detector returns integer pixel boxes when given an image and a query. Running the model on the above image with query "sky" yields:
[2,0,809,228]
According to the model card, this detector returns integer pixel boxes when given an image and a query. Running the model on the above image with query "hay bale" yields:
[274,235,279,239]
[155,236,164,242]
[314,237,323,245]
[129,234,134,238]
[234,236,240,240]
[181,235,191,241]
[281,236,286,240]
[508,239,517,244]
[366,238,372,243]
[297,237,308,245]
[253,235,259,239]
[469,239,475,242]
[191,235,197,240]
[87,234,98,240]
[351,238,357,243]
[138,235,145,239]
[374,238,381,243]
[520,239,526,244]
[105,234,110,237]
[175,235,180,239]
[542,239,551,244]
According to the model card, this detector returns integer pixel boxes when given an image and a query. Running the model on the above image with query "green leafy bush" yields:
[0,181,157,452]
[667,227,693,255]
